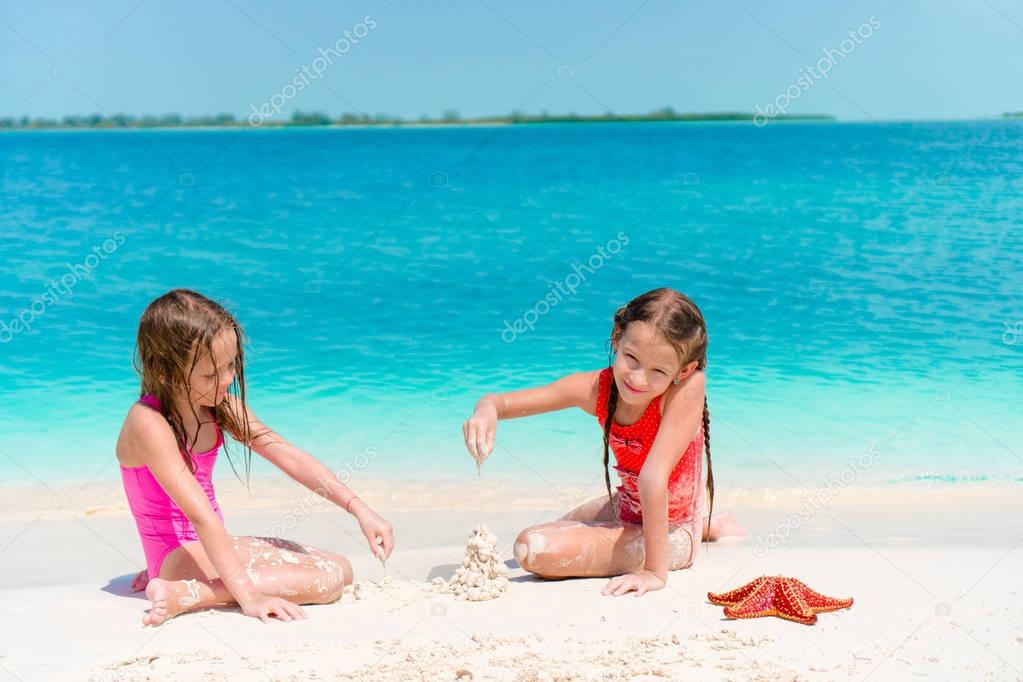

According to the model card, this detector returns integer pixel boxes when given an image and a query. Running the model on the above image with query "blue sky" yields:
[3,0,1022,122]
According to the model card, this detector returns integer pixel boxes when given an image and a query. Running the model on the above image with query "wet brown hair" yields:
[602,287,714,534]
[134,288,262,480]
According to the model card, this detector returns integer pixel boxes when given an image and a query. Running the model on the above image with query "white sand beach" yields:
[1,476,1021,680]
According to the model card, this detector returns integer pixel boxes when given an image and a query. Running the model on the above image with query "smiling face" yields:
[611,321,693,405]
[185,328,238,408]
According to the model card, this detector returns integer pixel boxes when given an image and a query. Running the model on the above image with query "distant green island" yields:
[0,108,835,130]
[1004,111,1023,118]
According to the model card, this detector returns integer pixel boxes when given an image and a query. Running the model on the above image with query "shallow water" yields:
[1,120,1020,487]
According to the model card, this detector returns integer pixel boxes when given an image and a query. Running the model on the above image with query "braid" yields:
[702,395,714,544]
[601,289,715,542]
[602,378,619,502]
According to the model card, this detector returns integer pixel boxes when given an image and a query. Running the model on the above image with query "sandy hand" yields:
[462,403,497,471]
[602,570,666,597]
[354,503,394,561]
[241,594,308,623]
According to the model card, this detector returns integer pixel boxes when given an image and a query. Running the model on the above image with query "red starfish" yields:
[708,576,853,625]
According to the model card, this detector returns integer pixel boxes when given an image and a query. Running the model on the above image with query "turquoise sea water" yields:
[1,121,1020,488]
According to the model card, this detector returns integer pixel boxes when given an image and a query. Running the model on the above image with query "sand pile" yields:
[342,524,509,610]
[434,524,508,601]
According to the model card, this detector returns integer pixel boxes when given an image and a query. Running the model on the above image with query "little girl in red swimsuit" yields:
[463,288,742,596]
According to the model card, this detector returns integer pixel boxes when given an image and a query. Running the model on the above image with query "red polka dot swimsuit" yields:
[595,367,704,529]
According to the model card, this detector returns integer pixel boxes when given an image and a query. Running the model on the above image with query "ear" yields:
[609,326,622,352]
[675,360,698,382]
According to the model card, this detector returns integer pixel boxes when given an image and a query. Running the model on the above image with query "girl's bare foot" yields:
[705,511,745,540]
[142,578,201,626]
[131,569,149,593]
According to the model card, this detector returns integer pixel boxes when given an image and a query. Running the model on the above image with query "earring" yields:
[673,378,681,385]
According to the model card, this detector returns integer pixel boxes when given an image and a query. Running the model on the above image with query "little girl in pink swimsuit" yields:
[463,288,743,597]
[116,289,393,625]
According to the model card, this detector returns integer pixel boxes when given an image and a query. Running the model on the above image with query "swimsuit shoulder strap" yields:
[138,394,162,412]
[137,393,225,454]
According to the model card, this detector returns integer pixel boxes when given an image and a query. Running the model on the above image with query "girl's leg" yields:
[704,511,745,540]
[559,492,745,541]
[513,521,693,579]
[558,493,618,523]
[142,536,353,626]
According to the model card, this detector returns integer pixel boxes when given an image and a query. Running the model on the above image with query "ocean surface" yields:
[1,120,1020,490]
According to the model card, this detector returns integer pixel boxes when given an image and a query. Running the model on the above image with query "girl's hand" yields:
[352,502,394,561]
[463,401,498,469]
[601,570,666,597]
[131,569,149,592]
[241,594,308,623]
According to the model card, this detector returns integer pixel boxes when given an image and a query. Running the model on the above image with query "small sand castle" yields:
[435,524,508,601]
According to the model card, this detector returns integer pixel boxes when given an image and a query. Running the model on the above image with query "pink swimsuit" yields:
[120,394,225,578]
[595,367,705,538]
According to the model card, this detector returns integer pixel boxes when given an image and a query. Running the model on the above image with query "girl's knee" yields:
[317,555,351,601]
[318,580,343,604]
[334,555,353,587]
[514,527,554,574]
[667,527,694,570]
[308,549,352,588]
[300,566,344,605]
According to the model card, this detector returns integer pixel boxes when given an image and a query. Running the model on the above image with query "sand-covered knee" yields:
[512,528,548,566]
[667,527,694,569]
[524,531,548,564]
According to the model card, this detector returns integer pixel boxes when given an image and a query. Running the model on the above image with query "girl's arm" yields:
[226,395,394,560]
[463,370,601,466]
[127,407,305,622]
[605,370,706,596]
